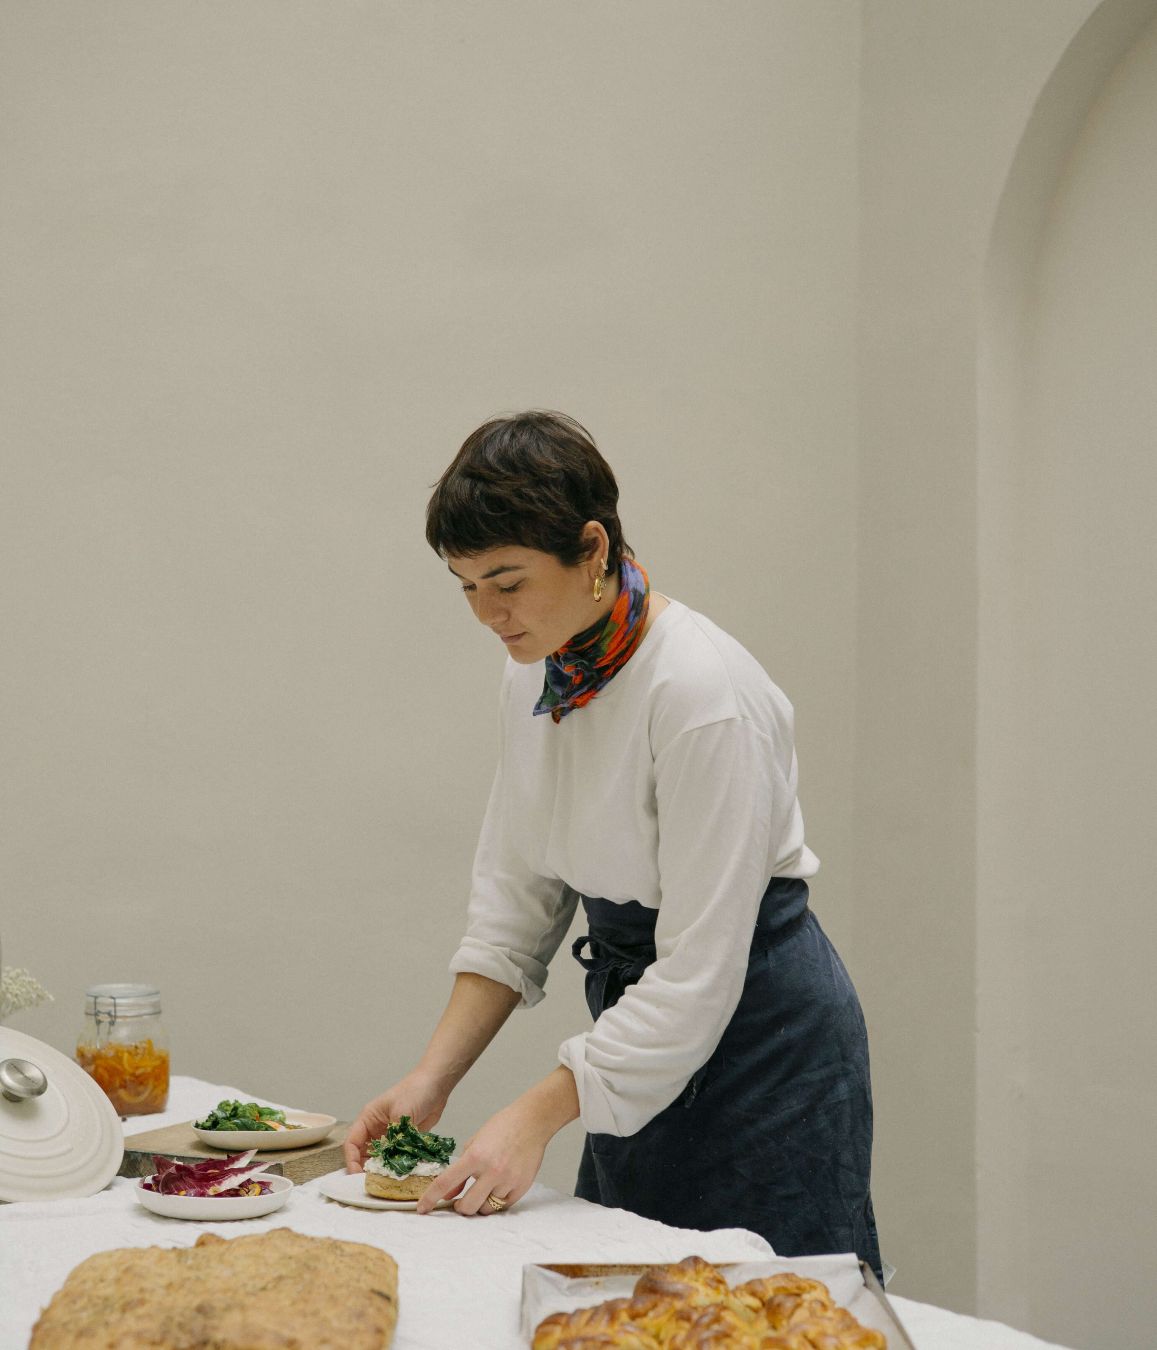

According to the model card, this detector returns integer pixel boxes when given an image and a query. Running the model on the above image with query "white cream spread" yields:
[363,1157,447,1178]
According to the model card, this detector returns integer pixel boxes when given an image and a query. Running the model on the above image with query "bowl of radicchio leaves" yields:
[136,1151,292,1221]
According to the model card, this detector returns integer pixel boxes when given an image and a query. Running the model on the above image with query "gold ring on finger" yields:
[486,1193,508,1212]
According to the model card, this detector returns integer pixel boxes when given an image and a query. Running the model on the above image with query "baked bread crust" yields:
[532,1255,887,1350]
[30,1227,397,1349]
[364,1168,437,1201]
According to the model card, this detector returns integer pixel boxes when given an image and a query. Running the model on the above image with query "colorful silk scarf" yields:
[533,558,650,723]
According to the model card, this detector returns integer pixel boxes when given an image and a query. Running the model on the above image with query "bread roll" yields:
[364,1168,438,1201]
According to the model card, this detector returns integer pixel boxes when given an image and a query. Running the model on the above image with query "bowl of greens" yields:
[192,1099,337,1150]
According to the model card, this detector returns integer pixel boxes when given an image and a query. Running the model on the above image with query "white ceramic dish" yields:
[318,1168,455,1211]
[136,1172,293,1221]
[192,1112,337,1151]
[0,1026,124,1204]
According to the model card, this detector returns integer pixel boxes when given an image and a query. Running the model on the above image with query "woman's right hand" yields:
[343,1071,450,1173]
[343,974,521,1173]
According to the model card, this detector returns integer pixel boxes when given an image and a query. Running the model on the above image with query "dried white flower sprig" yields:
[0,967,55,1021]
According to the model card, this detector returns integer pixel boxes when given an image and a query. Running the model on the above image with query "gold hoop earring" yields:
[593,560,607,602]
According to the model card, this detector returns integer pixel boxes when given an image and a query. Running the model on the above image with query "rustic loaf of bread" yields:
[30,1227,398,1349]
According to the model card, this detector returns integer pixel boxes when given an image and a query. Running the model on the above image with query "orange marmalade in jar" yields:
[76,983,169,1116]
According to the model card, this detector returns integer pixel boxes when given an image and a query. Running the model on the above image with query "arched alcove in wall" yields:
[979,3,1157,1346]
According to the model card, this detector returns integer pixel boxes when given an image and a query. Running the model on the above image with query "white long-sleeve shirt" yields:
[448,598,819,1137]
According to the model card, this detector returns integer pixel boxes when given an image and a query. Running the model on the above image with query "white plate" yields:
[135,1172,293,1221]
[192,1112,337,1151]
[318,1168,455,1211]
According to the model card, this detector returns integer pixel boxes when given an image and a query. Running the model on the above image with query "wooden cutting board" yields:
[119,1120,350,1185]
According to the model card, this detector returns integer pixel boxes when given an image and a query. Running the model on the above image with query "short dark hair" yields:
[426,411,631,569]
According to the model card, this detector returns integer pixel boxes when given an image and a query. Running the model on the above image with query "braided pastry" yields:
[633,1256,734,1307]
[664,1303,758,1348]
[531,1296,665,1350]
[532,1258,886,1350]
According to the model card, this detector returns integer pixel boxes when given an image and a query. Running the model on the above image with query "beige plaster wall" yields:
[860,0,1157,1337]
[854,0,1102,1312]
[979,8,1157,1347]
[0,1,860,1200]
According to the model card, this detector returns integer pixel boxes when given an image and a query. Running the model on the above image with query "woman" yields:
[345,410,881,1275]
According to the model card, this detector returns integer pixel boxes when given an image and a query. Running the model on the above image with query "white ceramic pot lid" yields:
[0,1026,124,1203]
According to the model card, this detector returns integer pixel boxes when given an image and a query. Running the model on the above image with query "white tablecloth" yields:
[0,1077,1075,1349]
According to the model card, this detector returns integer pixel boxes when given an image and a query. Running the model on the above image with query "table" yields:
[0,1077,1074,1349]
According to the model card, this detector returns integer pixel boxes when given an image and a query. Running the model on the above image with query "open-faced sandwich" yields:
[364,1115,455,1201]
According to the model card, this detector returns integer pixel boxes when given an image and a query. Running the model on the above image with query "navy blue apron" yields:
[572,877,882,1279]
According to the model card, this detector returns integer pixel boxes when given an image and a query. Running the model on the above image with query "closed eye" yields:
[458,578,523,595]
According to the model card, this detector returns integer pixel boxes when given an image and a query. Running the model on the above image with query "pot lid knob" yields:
[0,1056,49,1103]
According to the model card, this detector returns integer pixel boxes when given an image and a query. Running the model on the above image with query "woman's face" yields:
[446,543,608,664]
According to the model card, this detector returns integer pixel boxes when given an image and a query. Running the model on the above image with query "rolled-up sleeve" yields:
[558,717,782,1135]
[448,758,578,1008]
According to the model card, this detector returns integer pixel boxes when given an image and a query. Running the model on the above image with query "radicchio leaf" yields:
[142,1150,273,1197]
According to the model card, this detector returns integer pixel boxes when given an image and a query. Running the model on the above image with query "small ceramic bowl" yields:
[135,1172,292,1221]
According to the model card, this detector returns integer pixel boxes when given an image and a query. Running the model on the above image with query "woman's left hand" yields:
[414,1098,548,1215]
[415,1065,580,1216]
